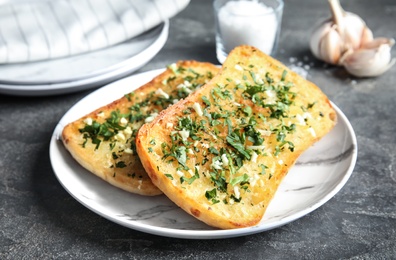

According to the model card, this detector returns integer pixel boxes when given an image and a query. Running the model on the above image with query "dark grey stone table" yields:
[1,0,395,259]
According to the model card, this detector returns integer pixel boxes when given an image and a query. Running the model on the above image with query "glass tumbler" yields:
[214,0,284,64]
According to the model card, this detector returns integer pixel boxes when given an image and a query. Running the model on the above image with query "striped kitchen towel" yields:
[0,0,190,64]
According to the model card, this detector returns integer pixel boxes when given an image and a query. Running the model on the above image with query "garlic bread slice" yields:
[136,46,336,227]
[62,61,219,196]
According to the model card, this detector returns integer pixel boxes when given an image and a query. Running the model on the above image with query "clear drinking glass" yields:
[214,0,284,63]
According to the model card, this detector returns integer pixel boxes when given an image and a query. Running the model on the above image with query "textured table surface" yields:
[1,0,395,259]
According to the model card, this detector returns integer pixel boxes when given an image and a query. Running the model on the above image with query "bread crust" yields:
[136,46,337,227]
[62,61,219,196]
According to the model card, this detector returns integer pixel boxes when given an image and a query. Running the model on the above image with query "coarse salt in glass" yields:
[214,0,284,63]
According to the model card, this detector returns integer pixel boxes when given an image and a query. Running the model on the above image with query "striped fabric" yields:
[0,0,189,63]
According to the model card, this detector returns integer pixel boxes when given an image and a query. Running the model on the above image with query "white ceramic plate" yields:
[50,70,358,239]
[0,22,168,96]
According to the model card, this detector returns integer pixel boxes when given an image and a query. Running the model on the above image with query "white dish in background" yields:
[0,21,168,96]
[50,70,357,239]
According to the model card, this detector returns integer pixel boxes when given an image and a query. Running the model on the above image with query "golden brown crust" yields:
[62,61,220,196]
[136,46,336,228]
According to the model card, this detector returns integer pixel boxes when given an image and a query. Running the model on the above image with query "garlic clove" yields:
[342,12,370,50]
[362,37,394,49]
[319,26,343,65]
[341,39,395,77]
[310,21,332,60]
[360,26,374,47]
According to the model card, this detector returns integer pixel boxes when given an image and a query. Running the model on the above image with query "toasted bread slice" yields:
[136,46,337,228]
[62,61,219,196]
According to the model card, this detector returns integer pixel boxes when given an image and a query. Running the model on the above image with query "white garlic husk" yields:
[340,38,395,77]
[310,0,373,65]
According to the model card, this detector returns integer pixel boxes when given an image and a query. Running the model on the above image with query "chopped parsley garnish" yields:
[156,64,309,204]
[202,96,211,106]
[180,167,200,185]
[115,161,127,168]
[205,188,220,204]
[259,164,268,175]
[226,129,251,160]
[230,174,249,186]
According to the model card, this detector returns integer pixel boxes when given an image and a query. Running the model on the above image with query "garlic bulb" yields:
[310,0,394,77]
[341,38,395,77]
[310,0,372,65]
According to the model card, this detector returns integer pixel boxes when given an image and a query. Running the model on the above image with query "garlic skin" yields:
[341,39,395,77]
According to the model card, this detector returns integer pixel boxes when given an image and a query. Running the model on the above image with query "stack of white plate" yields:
[0,21,169,96]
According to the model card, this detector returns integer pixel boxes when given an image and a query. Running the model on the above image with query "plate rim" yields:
[50,70,358,239]
[0,21,169,96]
